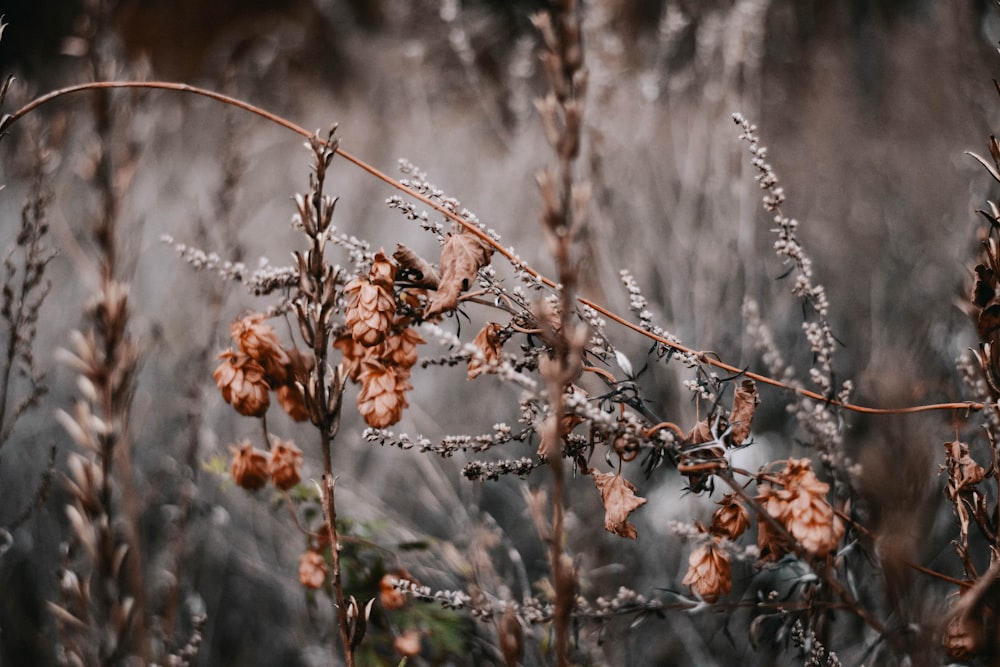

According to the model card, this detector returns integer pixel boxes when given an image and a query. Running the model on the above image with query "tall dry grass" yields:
[0,1,998,666]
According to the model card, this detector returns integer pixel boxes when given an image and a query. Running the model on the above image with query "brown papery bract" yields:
[229,441,270,491]
[231,313,292,385]
[267,438,303,490]
[755,459,844,560]
[681,538,732,603]
[344,277,395,347]
[357,361,412,428]
[298,549,328,590]
[213,350,271,417]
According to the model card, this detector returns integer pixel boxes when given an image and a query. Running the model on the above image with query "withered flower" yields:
[277,383,309,422]
[344,276,395,347]
[357,361,412,428]
[393,629,422,658]
[711,494,750,540]
[298,549,328,590]
[229,441,270,491]
[231,313,292,385]
[268,438,303,490]
[370,250,397,288]
[378,572,408,611]
[333,332,369,382]
[380,325,424,372]
[681,538,732,603]
[756,459,844,560]
[214,350,271,417]
[755,483,790,561]
[943,611,983,660]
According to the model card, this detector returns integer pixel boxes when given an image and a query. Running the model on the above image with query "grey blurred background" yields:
[0,1,998,665]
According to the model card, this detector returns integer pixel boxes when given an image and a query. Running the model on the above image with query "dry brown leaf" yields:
[943,440,987,501]
[393,243,440,289]
[467,322,503,379]
[729,379,759,445]
[685,419,713,445]
[425,232,493,317]
[592,471,647,539]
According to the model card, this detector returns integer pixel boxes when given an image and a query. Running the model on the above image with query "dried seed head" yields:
[943,609,984,659]
[370,249,397,289]
[276,383,309,422]
[498,606,523,667]
[357,361,412,428]
[393,629,422,658]
[214,350,270,417]
[333,332,368,382]
[298,549,328,589]
[711,494,750,540]
[229,441,270,491]
[344,277,395,347]
[378,573,408,611]
[231,313,291,385]
[756,458,844,560]
[380,325,424,372]
[681,538,732,603]
[267,438,303,490]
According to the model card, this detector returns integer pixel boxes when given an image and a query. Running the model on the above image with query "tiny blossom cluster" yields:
[363,422,524,458]
[579,304,606,332]
[245,261,300,296]
[513,263,549,292]
[463,456,540,481]
[161,235,246,282]
[742,298,797,384]
[791,619,842,667]
[576,587,664,620]
[421,322,539,391]
[683,378,715,401]
[619,270,702,367]
[733,113,785,210]
[394,579,474,611]
[385,195,442,236]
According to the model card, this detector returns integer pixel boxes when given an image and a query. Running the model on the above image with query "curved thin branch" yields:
[2,80,984,417]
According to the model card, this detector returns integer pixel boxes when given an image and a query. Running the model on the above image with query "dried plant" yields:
[4,2,1000,666]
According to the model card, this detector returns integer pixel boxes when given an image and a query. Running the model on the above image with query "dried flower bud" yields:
[467,322,503,380]
[213,350,271,417]
[681,538,732,603]
[229,441,270,491]
[393,629,422,658]
[755,483,790,561]
[370,250,397,289]
[379,573,408,611]
[298,549,328,589]
[498,606,523,667]
[277,383,309,422]
[357,361,412,428]
[381,325,424,372]
[268,438,303,490]
[333,332,368,382]
[944,610,983,659]
[711,494,750,539]
[345,276,395,347]
[755,459,844,560]
[231,313,291,385]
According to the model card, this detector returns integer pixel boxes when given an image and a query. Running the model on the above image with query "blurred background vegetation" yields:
[0,1,998,664]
